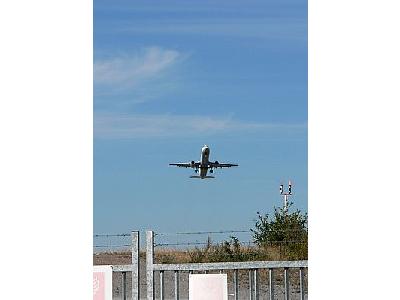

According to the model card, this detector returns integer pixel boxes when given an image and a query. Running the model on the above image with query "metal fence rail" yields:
[153,260,307,271]
[105,230,308,300]
[146,230,307,300]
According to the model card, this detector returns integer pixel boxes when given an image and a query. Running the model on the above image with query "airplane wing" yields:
[169,161,200,168]
[208,162,238,168]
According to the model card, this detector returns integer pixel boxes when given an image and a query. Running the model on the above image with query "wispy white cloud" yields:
[94,47,181,85]
[94,112,306,139]
[94,47,185,100]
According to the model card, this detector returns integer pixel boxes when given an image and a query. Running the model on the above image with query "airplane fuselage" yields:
[199,145,210,178]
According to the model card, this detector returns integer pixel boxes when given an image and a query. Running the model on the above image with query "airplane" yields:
[169,145,238,179]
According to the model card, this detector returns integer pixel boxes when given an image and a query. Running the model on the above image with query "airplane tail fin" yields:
[189,176,215,179]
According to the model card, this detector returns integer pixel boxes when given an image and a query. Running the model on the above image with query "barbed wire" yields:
[93,230,307,251]
[93,228,307,238]
[94,244,131,248]
[154,240,306,248]
[156,230,250,236]
[93,233,131,252]
[156,229,306,237]
[93,233,130,237]
[155,242,210,247]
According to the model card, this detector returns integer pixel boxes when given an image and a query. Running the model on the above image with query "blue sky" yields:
[94,0,307,235]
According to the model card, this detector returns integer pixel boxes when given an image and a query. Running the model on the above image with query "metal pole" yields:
[174,271,180,300]
[146,231,154,300]
[234,269,239,300]
[268,268,274,300]
[122,272,127,300]
[131,231,140,300]
[254,269,259,300]
[284,268,289,300]
[160,271,164,300]
[284,195,288,213]
[249,269,253,300]
[280,181,292,213]
[299,267,305,300]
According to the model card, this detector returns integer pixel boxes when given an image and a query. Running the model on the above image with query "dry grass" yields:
[94,242,307,266]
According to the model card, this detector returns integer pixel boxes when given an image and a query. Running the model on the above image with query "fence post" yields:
[174,271,180,300]
[160,271,165,300]
[122,272,127,300]
[249,269,253,300]
[233,269,238,300]
[131,231,140,300]
[299,267,305,300]
[254,269,259,300]
[268,268,274,300]
[146,231,154,300]
[284,268,289,300]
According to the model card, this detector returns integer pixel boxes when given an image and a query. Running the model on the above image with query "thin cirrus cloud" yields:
[94,47,185,98]
[94,112,306,139]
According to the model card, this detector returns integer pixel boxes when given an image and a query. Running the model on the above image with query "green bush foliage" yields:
[251,203,308,260]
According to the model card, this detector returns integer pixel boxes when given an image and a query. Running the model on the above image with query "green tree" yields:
[251,203,308,259]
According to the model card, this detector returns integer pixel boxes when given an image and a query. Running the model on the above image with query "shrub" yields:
[251,203,308,260]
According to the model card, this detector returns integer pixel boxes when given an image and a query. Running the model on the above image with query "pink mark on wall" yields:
[93,272,105,300]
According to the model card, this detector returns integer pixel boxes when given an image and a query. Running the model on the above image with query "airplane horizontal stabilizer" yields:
[189,176,215,179]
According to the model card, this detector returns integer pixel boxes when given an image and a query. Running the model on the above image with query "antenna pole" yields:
[280,181,292,213]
